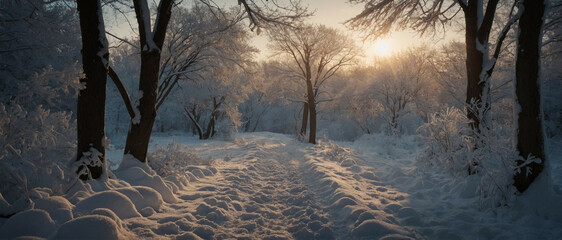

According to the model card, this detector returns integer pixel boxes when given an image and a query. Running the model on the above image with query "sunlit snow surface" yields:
[1,132,561,239]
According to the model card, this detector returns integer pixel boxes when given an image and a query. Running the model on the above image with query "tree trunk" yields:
[464,3,486,131]
[513,0,546,193]
[463,0,500,132]
[309,99,317,144]
[203,115,215,139]
[124,51,160,162]
[306,82,316,144]
[184,106,204,139]
[124,0,173,162]
[300,102,308,137]
[76,0,109,179]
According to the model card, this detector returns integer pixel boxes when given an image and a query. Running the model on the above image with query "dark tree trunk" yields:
[513,0,546,193]
[201,97,221,140]
[76,0,108,179]
[306,81,316,144]
[300,102,308,137]
[464,2,485,131]
[124,0,173,162]
[463,0,499,131]
[461,0,500,175]
[203,115,216,139]
[184,106,204,139]
[309,99,317,144]
[124,51,160,162]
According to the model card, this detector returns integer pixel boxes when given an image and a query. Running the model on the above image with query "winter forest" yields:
[1,0,562,239]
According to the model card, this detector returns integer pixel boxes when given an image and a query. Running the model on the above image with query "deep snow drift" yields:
[1,132,561,239]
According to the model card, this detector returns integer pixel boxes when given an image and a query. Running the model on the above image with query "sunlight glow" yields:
[370,39,393,57]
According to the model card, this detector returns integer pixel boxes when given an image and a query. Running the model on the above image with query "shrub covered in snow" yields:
[147,141,210,177]
[417,107,471,173]
[214,110,241,140]
[316,136,356,166]
[0,103,76,213]
[417,107,518,207]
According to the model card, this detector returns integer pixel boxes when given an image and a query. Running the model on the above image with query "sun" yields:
[365,39,393,58]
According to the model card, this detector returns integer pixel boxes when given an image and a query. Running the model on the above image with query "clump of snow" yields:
[115,154,178,203]
[75,147,104,179]
[52,215,128,240]
[0,194,32,218]
[32,195,74,223]
[148,142,210,177]
[113,186,163,213]
[315,137,355,164]
[352,219,410,238]
[90,208,123,227]
[0,209,56,238]
[132,90,143,124]
[75,191,141,219]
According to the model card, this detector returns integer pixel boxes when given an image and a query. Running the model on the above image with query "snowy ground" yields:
[1,132,561,239]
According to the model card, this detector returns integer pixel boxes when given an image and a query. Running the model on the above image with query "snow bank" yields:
[115,154,178,203]
[0,209,56,238]
[33,196,74,224]
[75,191,142,219]
[303,144,420,239]
[52,215,126,240]
[114,186,163,215]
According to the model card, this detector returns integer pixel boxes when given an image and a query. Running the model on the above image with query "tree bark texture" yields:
[464,5,485,131]
[300,102,308,137]
[462,0,498,132]
[76,0,108,179]
[124,0,173,162]
[513,0,546,193]
[184,106,204,139]
[306,79,316,144]
[124,51,160,162]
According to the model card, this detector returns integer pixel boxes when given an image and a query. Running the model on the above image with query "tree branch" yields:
[108,66,135,119]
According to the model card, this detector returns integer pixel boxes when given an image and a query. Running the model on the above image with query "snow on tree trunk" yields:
[513,0,546,193]
[124,51,160,162]
[463,0,499,132]
[464,5,487,131]
[124,0,174,162]
[76,0,109,179]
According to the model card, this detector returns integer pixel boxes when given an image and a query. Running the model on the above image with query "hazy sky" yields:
[106,0,450,63]
[251,0,422,62]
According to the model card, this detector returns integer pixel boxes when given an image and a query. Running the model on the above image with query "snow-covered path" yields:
[129,132,561,240]
[121,133,422,239]
[163,138,339,239]
[2,132,561,239]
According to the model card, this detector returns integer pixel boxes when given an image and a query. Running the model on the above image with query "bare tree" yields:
[168,6,258,140]
[76,0,109,179]
[74,0,308,165]
[513,0,546,193]
[370,49,432,134]
[346,0,520,132]
[268,24,358,144]
[114,0,308,162]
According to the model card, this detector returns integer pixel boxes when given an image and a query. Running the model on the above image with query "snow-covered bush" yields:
[147,142,210,177]
[316,136,354,163]
[0,103,76,205]
[417,107,471,173]
[418,107,517,207]
[214,105,242,140]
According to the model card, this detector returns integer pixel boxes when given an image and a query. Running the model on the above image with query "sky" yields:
[250,0,421,62]
[105,0,454,63]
